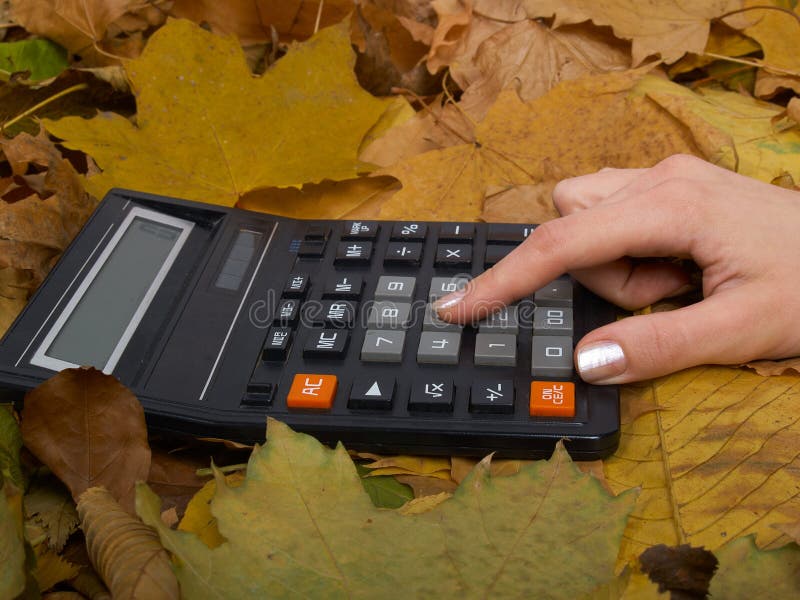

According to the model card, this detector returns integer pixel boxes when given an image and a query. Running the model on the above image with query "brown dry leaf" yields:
[362,454,451,475]
[458,20,631,120]
[0,130,97,285]
[394,474,458,497]
[522,0,743,65]
[667,21,761,78]
[78,486,179,600]
[746,358,800,377]
[21,368,151,513]
[146,449,210,518]
[24,476,79,552]
[481,182,560,224]
[34,546,80,594]
[9,0,164,66]
[170,0,355,45]
[376,68,703,221]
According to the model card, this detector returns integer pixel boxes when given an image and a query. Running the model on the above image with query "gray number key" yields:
[429,276,470,301]
[417,332,461,365]
[531,336,573,378]
[361,330,406,362]
[533,307,573,335]
[375,276,416,301]
[478,305,519,333]
[474,333,517,366]
[534,279,573,307]
[423,304,463,332]
[366,301,412,329]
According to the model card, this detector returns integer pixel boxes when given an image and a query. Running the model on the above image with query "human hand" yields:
[435,154,800,384]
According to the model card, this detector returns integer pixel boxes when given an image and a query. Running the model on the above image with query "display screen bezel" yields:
[29,206,194,374]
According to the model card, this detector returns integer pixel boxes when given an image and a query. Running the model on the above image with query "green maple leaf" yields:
[138,419,636,598]
[42,19,398,207]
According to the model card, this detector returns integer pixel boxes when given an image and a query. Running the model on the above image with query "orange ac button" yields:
[530,381,575,417]
[287,374,338,409]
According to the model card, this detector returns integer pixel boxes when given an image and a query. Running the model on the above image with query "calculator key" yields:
[304,301,358,327]
[384,242,423,265]
[374,276,416,301]
[487,223,536,243]
[435,244,472,267]
[429,276,470,301]
[323,275,363,299]
[287,374,338,410]
[283,273,309,298]
[335,241,372,264]
[422,304,463,332]
[438,223,475,241]
[474,334,517,367]
[484,245,514,267]
[262,327,292,361]
[391,222,427,240]
[531,336,573,378]
[478,305,519,333]
[417,331,461,365]
[274,299,300,325]
[304,224,330,240]
[530,381,575,417]
[533,307,573,336]
[534,279,573,307]
[366,301,411,329]
[242,382,274,406]
[348,376,395,409]
[361,330,405,362]
[409,378,454,412]
[297,239,326,258]
[470,380,514,413]
[303,330,349,358]
[341,221,379,239]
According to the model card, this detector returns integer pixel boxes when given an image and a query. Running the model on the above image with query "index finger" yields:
[435,184,703,323]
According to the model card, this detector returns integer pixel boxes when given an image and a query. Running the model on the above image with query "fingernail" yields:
[434,289,467,311]
[577,341,626,383]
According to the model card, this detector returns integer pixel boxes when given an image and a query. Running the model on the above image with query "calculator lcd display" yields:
[30,208,194,373]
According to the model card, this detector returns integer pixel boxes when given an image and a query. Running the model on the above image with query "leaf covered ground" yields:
[2,0,800,597]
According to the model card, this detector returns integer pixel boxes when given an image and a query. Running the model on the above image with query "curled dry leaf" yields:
[78,486,179,600]
[21,368,151,513]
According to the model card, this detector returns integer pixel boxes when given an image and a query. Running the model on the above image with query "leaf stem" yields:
[195,463,247,477]
[702,52,800,77]
[1,83,89,134]
[314,0,325,34]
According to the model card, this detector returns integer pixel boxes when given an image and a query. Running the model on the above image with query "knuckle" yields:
[552,179,577,215]
[652,154,706,179]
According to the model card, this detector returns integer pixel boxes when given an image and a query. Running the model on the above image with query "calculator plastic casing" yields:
[0,189,620,459]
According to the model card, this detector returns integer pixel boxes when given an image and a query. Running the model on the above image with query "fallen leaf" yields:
[0,404,24,489]
[145,449,209,519]
[709,535,800,597]
[639,74,800,182]
[1,479,27,599]
[667,21,761,77]
[24,475,79,551]
[140,418,636,598]
[522,0,742,65]
[746,357,800,377]
[34,545,80,593]
[355,464,414,508]
[377,68,703,221]
[170,0,355,45]
[0,39,69,82]
[21,368,151,513]
[394,474,458,497]
[43,19,397,206]
[78,486,179,600]
[177,471,246,550]
[362,454,450,475]
[458,20,631,120]
[481,182,560,224]
[639,544,718,598]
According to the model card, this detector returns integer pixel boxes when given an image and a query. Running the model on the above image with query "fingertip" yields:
[575,340,628,384]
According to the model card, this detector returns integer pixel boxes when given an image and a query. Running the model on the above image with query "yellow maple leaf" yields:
[521,0,742,65]
[607,367,800,571]
[42,19,398,207]
[376,68,703,222]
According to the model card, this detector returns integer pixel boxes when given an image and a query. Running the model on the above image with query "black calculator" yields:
[0,189,619,459]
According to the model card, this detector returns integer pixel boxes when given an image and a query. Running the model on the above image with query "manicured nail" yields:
[577,341,626,383]
[434,289,467,312]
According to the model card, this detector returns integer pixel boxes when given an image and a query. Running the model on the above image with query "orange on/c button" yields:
[530,381,575,417]
[287,374,338,409]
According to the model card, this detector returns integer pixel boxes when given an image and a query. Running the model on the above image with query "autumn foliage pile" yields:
[3,1,800,598]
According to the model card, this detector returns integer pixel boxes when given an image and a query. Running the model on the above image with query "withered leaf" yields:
[21,368,151,513]
[79,486,179,600]
[639,544,718,598]
[24,475,79,552]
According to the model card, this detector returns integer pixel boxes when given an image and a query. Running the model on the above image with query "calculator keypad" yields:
[247,216,618,459]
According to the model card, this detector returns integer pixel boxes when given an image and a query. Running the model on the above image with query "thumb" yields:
[574,291,754,383]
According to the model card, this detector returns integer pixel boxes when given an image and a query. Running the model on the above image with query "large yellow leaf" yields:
[521,0,743,65]
[43,19,396,207]
[377,68,703,221]
[607,367,800,572]
[637,75,800,182]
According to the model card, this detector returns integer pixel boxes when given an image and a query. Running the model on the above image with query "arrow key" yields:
[348,376,395,409]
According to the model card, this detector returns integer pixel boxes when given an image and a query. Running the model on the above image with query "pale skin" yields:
[435,154,800,384]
